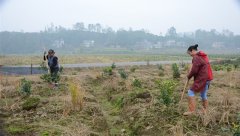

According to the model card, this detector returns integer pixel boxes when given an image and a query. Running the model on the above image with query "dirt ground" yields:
[0,64,239,136]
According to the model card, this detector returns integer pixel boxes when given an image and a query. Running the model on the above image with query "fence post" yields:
[31,64,33,75]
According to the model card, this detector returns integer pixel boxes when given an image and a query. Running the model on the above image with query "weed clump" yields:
[6,125,30,135]
[232,112,240,135]
[112,96,124,109]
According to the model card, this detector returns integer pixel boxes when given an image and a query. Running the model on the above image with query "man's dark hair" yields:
[48,49,55,53]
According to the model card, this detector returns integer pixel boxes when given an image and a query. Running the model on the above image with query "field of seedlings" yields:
[0,58,240,136]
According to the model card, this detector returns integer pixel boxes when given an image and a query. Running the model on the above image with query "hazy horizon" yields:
[0,0,240,35]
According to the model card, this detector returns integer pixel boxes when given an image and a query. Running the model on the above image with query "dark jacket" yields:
[188,52,208,92]
[44,55,59,72]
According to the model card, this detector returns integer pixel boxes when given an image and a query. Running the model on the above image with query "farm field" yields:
[0,54,238,66]
[0,59,240,136]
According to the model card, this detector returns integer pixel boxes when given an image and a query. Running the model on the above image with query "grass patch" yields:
[6,124,32,135]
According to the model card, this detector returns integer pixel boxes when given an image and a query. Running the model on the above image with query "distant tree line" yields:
[0,22,239,54]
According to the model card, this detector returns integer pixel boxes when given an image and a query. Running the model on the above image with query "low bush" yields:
[19,78,32,95]
[130,66,137,73]
[118,69,128,79]
[157,64,164,71]
[40,74,52,83]
[22,97,40,110]
[227,66,233,72]
[39,61,48,71]
[111,63,116,69]
[103,67,113,76]
[40,73,60,83]
[132,78,142,88]
[172,63,180,78]
[156,80,177,106]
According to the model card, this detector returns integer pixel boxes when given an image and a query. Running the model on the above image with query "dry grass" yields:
[62,96,72,117]
[219,110,230,125]
[62,124,91,136]
[36,120,91,136]
[198,107,217,127]
[167,121,184,136]
[103,77,119,92]
[69,82,85,111]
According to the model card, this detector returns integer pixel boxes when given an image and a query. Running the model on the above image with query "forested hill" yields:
[0,23,240,54]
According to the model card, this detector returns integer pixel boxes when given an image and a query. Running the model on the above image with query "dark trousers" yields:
[50,67,59,83]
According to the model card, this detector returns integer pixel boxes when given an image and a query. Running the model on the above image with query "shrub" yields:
[22,97,40,110]
[227,66,232,72]
[132,78,142,88]
[118,69,128,79]
[212,65,221,71]
[19,78,32,95]
[179,60,186,68]
[111,62,116,69]
[40,73,60,83]
[39,61,48,71]
[156,80,177,106]
[51,73,61,83]
[103,67,113,76]
[69,82,84,111]
[157,64,164,71]
[232,112,240,135]
[233,64,239,70]
[172,63,180,78]
[40,74,52,83]
[59,65,64,73]
[130,66,137,73]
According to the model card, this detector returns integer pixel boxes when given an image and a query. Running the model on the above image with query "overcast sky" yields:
[0,0,240,35]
